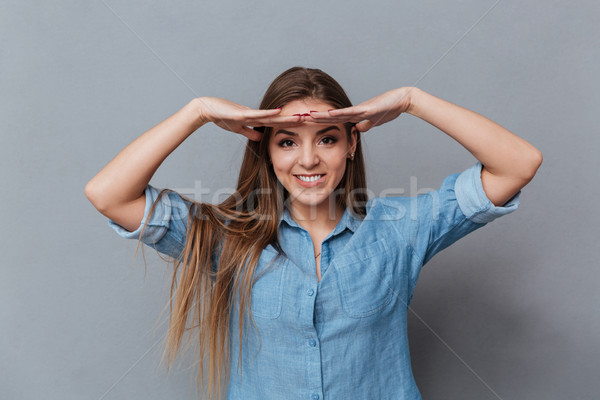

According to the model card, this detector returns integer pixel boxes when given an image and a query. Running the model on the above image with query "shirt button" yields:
[306,289,314,296]
[311,394,320,400]
[309,339,317,347]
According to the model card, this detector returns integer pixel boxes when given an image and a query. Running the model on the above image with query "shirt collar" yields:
[279,206,362,235]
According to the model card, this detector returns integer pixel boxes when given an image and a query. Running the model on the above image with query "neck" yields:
[288,199,344,233]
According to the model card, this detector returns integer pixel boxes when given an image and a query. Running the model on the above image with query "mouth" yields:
[294,174,326,187]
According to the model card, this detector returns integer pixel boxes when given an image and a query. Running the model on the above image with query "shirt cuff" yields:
[455,161,521,224]
[107,185,169,243]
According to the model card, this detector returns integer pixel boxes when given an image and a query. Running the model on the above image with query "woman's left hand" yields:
[308,87,417,133]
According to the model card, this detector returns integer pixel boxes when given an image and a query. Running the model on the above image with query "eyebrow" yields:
[274,126,341,137]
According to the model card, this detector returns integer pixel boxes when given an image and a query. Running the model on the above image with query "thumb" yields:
[240,126,263,142]
[355,120,375,133]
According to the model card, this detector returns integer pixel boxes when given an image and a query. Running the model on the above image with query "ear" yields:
[349,126,358,155]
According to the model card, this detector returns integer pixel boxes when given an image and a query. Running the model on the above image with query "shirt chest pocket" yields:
[250,245,286,319]
[332,239,398,318]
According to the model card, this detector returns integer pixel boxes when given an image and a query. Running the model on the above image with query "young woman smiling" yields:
[85,66,542,399]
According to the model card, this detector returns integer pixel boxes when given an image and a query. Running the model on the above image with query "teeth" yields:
[297,175,322,182]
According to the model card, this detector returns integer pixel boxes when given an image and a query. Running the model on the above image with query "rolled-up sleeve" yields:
[414,162,521,267]
[108,185,191,259]
[455,161,521,223]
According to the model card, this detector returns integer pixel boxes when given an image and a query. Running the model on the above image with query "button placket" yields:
[319,242,330,276]
[295,229,323,397]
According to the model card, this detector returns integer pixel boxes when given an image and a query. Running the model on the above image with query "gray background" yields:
[1,1,598,399]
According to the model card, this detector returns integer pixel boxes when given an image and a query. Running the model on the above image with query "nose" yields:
[298,143,320,169]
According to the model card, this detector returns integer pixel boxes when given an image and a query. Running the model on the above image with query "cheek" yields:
[330,150,349,172]
[271,149,294,168]
[270,153,294,178]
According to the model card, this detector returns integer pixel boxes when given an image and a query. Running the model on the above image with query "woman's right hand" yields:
[195,97,302,141]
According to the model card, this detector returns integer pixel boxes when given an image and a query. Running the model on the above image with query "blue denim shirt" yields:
[108,162,520,400]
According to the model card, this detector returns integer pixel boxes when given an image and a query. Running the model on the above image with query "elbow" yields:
[534,149,543,168]
[522,149,543,181]
[84,180,108,213]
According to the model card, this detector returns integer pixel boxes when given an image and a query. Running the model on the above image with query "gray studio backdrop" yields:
[2,1,598,399]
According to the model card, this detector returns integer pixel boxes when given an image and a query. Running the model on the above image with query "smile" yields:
[293,174,326,187]
[295,174,323,182]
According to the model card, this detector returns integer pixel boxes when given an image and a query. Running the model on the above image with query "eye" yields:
[278,139,295,148]
[320,136,338,145]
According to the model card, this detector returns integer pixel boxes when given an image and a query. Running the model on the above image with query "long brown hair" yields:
[138,66,367,399]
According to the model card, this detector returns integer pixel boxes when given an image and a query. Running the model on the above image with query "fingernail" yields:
[292,113,301,116]
[328,109,335,112]
[309,110,318,113]
[301,113,311,116]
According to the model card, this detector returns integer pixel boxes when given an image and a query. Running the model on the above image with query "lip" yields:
[294,174,326,187]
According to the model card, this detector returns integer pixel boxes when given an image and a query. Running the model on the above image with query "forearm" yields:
[406,88,542,179]
[85,98,205,211]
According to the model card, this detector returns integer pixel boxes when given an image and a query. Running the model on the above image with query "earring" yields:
[349,152,355,160]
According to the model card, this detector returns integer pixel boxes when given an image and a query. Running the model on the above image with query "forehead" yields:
[280,98,333,115]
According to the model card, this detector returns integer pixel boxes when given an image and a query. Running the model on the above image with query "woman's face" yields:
[268,98,357,217]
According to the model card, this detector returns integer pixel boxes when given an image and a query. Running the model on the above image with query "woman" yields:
[85,66,542,399]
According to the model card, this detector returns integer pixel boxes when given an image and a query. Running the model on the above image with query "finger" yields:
[250,120,304,133]
[308,110,354,120]
[305,115,364,124]
[248,115,303,125]
[307,110,332,118]
[355,120,375,133]
[268,120,306,128]
[326,106,365,117]
[240,126,263,141]
[251,121,304,131]
[240,108,282,119]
